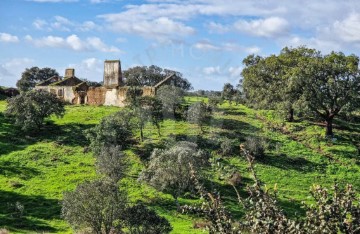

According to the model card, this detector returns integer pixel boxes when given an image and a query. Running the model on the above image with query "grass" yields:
[0,98,359,233]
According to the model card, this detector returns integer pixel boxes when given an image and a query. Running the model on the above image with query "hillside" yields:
[0,97,360,233]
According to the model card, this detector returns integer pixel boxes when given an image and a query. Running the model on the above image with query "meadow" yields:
[0,97,359,233]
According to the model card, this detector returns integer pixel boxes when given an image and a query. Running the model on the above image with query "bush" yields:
[85,109,133,154]
[139,141,208,205]
[243,137,266,159]
[95,145,128,182]
[220,137,234,155]
[5,89,65,131]
[61,179,127,234]
[124,203,172,234]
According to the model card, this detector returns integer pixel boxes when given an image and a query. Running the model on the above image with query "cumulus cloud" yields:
[32,16,100,32]
[25,34,122,53]
[0,58,35,87]
[68,58,103,82]
[203,66,220,75]
[193,41,220,51]
[0,33,19,43]
[234,17,289,38]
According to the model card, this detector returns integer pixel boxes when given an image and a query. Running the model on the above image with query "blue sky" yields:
[1,0,360,90]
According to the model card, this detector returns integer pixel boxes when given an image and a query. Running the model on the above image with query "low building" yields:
[35,60,173,106]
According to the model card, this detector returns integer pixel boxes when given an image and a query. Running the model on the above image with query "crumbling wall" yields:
[86,87,107,105]
[104,60,122,88]
[142,87,155,96]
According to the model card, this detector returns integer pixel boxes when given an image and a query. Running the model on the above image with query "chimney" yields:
[103,60,122,88]
[65,68,75,77]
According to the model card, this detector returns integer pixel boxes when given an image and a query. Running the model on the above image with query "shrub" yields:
[95,145,128,182]
[220,137,234,155]
[139,141,208,206]
[62,179,127,234]
[85,109,133,154]
[243,136,266,159]
[5,89,65,131]
[124,203,172,234]
[187,101,211,132]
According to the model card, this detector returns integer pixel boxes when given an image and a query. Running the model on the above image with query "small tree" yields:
[208,95,223,109]
[221,83,236,105]
[16,67,58,92]
[140,96,163,136]
[139,141,208,207]
[156,85,184,118]
[95,145,128,183]
[85,109,133,154]
[5,89,65,131]
[61,179,127,234]
[124,203,173,234]
[187,101,211,133]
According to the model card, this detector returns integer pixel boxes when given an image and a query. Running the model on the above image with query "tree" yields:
[62,179,127,234]
[5,89,65,131]
[187,101,211,133]
[95,145,128,183]
[295,51,360,137]
[141,96,163,137]
[221,83,235,104]
[139,141,208,207]
[123,65,192,91]
[85,109,134,154]
[208,94,223,109]
[16,67,59,92]
[156,85,184,118]
[124,203,172,234]
[242,47,319,122]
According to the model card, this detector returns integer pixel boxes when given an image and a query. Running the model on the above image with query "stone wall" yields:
[86,87,107,105]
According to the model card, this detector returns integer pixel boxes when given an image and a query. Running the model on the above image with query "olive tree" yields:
[5,89,65,131]
[187,101,211,133]
[156,85,184,118]
[85,109,134,154]
[139,141,208,207]
[95,145,128,183]
[61,179,127,234]
[124,203,173,234]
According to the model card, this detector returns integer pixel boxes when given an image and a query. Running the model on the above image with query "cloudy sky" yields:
[1,0,360,90]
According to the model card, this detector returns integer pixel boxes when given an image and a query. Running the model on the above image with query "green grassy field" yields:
[0,97,359,233]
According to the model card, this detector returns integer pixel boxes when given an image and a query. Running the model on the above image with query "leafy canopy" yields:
[5,89,65,131]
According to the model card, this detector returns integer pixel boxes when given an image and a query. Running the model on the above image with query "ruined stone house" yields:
[35,60,174,106]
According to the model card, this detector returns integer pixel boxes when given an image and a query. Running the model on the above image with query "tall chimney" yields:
[65,68,75,77]
[103,60,122,88]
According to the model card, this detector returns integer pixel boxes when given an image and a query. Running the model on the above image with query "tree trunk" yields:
[287,108,294,122]
[325,117,334,137]
[140,126,144,142]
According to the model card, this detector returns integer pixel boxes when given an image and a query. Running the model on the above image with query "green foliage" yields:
[85,109,133,154]
[139,141,208,201]
[208,95,223,109]
[222,83,236,104]
[95,145,128,183]
[220,137,234,155]
[303,183,360,233]
[187,101,211,132]
[242,46,360,135]
[5,89,65,131]
[243,137,266,159]
[61,179,127,234]
[156,85,184,117]
[123,65,192,91]
[16,67,58,92]
[124,203,173,234]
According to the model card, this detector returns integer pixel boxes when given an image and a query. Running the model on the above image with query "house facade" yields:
[35,60,173,106]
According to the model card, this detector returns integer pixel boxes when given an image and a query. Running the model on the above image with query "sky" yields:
[1,0,360,90]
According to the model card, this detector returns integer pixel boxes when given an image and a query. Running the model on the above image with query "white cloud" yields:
[90,0,107,3]
[28,0,78,2]
[0,33,19,43]
[32,16,101,32]
[193,41,219,51]
[0,58,35,87]
[234,17,289,38]
[68,58,103,82]
[203,66,220,75]
[331,13,360,43]
[207,22,230,33]
[25,34,122,53]
[228,66,242,78]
